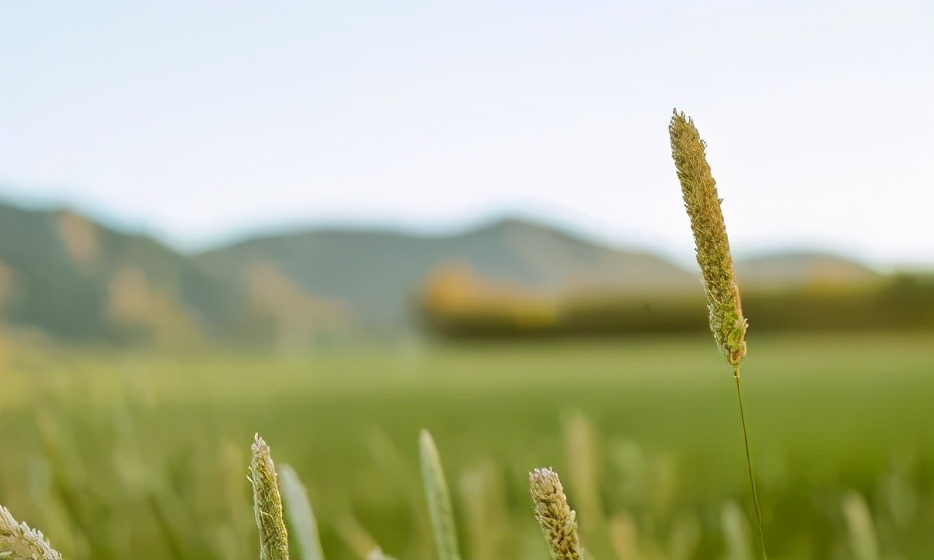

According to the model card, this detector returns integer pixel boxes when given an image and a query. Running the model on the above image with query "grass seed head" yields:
[250,434,290,560]
[669,109,748,370]
[529,467,582,560]
[0,504,63,560]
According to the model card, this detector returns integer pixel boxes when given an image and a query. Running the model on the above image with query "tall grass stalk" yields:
[334,513,380,560]
[721,501,753,560]
[419,430,462,560]
[364,428,434,558]
[607,512,640,560]
[564,412,605,549]
[459,462,513,560]
[279,464,325,560]
[842,491,880,560]
[669,109,767,559]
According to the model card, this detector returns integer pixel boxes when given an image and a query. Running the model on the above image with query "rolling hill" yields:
[0,202,249,345]
[0,199,892,346]
[194,218,699,327]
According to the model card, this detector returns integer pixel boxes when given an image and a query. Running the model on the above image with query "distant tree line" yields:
[416,268,934,339]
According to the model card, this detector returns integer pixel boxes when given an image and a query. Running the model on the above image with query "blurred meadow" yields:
[3,2,934,559]
[2,164,932,560]
[1,331,933,559]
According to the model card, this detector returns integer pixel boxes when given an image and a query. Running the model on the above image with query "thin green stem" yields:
[734,370,767,560]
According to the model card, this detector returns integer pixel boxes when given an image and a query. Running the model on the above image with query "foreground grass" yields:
[1,332,932,559]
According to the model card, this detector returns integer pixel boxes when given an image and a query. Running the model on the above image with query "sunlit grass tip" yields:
[529,467,582,560]
[419,429,462,560]
[0,504,63,560]
[843,491,880,560]
[669,109,747,370]
[250,434,290,560]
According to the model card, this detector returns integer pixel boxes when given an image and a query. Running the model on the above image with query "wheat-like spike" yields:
[0,504,63,560]
[669,109,747,370]
[419,429,462,560]
[529,467,582,560]
[250,434,290,560]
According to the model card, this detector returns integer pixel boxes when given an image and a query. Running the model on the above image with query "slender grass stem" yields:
[734,370,767,560]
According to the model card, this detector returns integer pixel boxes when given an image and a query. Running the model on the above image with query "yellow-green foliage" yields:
[669,109,748,370]
[2,328,933,560]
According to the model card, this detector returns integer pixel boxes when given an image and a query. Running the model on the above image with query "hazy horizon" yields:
[2,1,932,271]
[3,189,928,277]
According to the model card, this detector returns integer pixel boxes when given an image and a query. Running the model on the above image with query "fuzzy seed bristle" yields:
[0,504,63,560]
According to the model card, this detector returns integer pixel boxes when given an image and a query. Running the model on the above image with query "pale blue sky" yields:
[1,1,932,270]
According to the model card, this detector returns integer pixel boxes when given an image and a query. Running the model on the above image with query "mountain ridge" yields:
[0,199,888,346]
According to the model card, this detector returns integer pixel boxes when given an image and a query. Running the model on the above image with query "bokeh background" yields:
[1,2,932,559]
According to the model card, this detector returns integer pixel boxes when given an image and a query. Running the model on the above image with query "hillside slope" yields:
[1,199,894,344]
[0,202,246,344]
[194,218,698,326]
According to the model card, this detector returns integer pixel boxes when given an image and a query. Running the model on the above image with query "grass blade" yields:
[279,464,325,560]
[419,429,461,560]
[843,491,880,560]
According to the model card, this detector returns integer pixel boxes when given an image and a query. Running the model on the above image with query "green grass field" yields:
[1,331,932,559]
